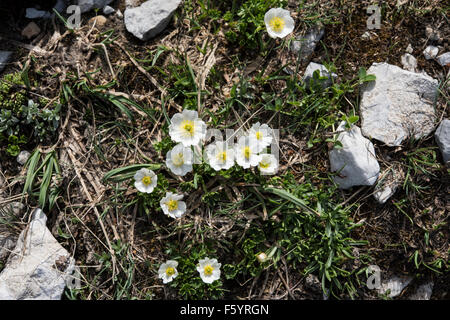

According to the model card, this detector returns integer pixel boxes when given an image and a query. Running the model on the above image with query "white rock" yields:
[116,9,123,19]
[436,52,450,67]
[25,8,52,19]
[374,186,395,204]
[435,119,450,164]
[0,209,75,300]
[408,281,433,300]
[124,0,182,41]
[76,0,113,13]
[373,168,403,204]
[405,43,413,54]
[329,122,380,189]
[378,275,413,298]
[360,62,438,146]
[303,62,337,89]
[361,31,371,40]
[401,53,417,72]
[290,24,325,60]
[16,150,31,165]
[423,46,439,60]
[0,51,13,73]
[103,5,115,15]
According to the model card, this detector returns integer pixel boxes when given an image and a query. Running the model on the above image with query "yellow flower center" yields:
[255,131,262,140]
[243,146,251,159]
[269,16,285,33]
[172,153,184,167]
[181,120,195,137]
[166,199,178,211]
[141,176,152,186]
[217,151,227,162]
[204,265,214,276]
[259,161,270,169]
[166,267,175,276]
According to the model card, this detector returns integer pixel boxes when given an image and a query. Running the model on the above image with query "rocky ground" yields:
[0,0,448,300]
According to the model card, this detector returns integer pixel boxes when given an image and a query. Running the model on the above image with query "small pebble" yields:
[423,46,439,60]
[17,151,31,166]
[21,22,41,39]
[103,5,115,15]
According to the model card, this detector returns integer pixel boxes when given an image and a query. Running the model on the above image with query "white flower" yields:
[197,257,221,284]
[205,141,235,171]
[166,143,193,176]
[158,260,178,284]
[169,109,207,147]
[258,153,279,175]
[248,122,273,152]
[134,168,157,193]
[264,8,295,39]
[160,192,186,219]
[235,136,261,169]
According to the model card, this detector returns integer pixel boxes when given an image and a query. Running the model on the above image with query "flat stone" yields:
[76,0,113,13]
[378,275,413,298]
[0,51,13,73]
[88,15,107,27]
[401,53,417,72]
[373,168,404,204]
[0,208,76,300]
[408,281,433,300]
[25,8,52,19]
[436,52,450,67]
[103,5,115,15]
[423,46,439,60]
[435,119,450,164]
[290,24,325,60]
[21,22,41,39]
[16,150,31,165]
[360,62,439,146]
[329,122,380,189]
[405,43,413,54]
[124,0,182,41]
[303,62,337,89]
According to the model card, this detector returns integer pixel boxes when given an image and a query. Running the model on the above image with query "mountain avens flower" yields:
[264,8,295,39]
[169,109,207,147]
[160,192,186,219]
[258,153,279,175]
[248,122,273,152]
[166,143,193,176]
[235,136,261,169]
[158,260,178,284]
[134,168,157,193]
[205,141,235,171]
[197,257,221,284]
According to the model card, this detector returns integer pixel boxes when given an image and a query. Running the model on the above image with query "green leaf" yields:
[263,187,320,217]
[103,163,162,183]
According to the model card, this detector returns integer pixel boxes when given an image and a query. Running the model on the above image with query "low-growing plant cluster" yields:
[0,72,61,156]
